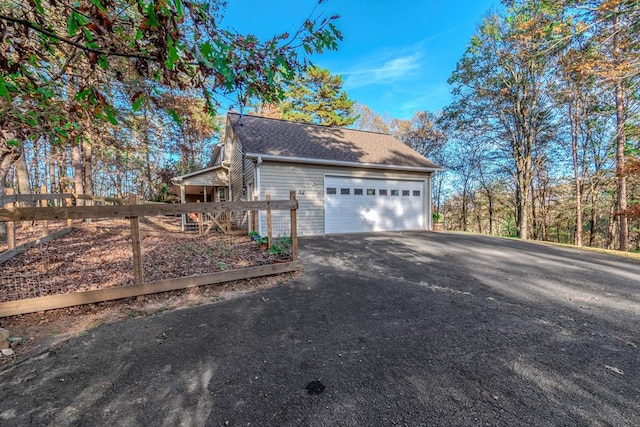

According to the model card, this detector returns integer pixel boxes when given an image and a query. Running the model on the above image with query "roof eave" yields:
[245,153,443,173]
[171,165,227,182]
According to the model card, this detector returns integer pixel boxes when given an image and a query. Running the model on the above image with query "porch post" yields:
[180,184,186,231]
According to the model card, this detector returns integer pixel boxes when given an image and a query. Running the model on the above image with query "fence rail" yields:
[0,199,297,222]
[1,192,299,317]
[0,193,74,204]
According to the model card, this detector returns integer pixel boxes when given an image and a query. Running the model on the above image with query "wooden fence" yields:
[0,192,299,317]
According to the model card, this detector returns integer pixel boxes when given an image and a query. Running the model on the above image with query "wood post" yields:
[6,189,15,250]
[290,191,298,261]
[180,184,186,231]
[65,197,73,228]
[40,185,49,237]
[225,208,231,234]
[128,194,144,284]
[196,200,203,236]
[266,194,272,247]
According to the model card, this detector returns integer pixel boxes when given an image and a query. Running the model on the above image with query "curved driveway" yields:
[1,232,639,426]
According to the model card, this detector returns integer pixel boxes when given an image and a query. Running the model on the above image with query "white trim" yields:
[256,157,262,234]
[180,184,186,231]
[429,178,433,230]
[245,153,442,173]
[171,164,226,182]
[324,172,427,182]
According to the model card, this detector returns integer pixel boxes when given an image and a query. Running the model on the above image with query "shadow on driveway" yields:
[1,232,639,426]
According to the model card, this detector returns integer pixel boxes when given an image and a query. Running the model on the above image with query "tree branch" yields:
[0,13,155,61]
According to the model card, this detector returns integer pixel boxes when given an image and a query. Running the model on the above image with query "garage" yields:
[209,113,440,236]
[324,175,425,234]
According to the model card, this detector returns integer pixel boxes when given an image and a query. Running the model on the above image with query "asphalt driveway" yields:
[1,232,639,426]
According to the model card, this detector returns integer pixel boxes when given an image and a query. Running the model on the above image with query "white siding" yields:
[181,169,227,187]
[229,136,244,203]
[243,158,255,194]
[258,162,432,236]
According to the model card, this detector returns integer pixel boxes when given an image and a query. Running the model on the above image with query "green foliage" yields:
[0,0,342,165]
[268,236,292,258]
[281,66,358,127]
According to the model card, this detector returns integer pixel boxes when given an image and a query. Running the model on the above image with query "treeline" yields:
[9,91,221,202]
[359,1,636,251]
[437,0,640,251]
[356,1,639,251]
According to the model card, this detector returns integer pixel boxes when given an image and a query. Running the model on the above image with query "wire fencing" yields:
[0,193,298,316]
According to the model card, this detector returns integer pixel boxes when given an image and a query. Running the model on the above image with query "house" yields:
[172,112,441,236]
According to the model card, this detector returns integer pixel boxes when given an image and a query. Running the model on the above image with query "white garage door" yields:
[324,176,425,234]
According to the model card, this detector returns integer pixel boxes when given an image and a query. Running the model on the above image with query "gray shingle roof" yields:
[228,112,439,170]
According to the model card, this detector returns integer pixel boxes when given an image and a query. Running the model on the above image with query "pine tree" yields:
[282,66,358,127]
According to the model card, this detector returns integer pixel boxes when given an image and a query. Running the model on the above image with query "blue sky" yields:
[223,0,499,120]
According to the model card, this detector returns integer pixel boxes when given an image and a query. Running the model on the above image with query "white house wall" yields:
[258,161,432,237]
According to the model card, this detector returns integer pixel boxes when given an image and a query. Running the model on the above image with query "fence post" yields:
[65,197,73,228]
[290,191,298,261]
[129,194,144,284]
[40,185,49,237]
[6,189,15,250]
[196,200,204,236]
[266,194,272,248]
[225,208,231,234]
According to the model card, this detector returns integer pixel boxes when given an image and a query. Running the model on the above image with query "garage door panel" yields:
[325,176,424,234]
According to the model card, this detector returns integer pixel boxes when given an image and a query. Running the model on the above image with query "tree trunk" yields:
[530,180,538,240]
[487,191,494,235]
[31,139,41,190]
[614,78,628,251]
[48,145,56,193]
[57,149,68,193]
[145,149,153,200]
[475,201,483,234]
[569,101,583,246]
[83,139,93,205]
[72,145,85,206]
[141,106,152,200]
[115,153,123,198]
[588,189,598,247]
[0,132,21,193]
[0,144,20,239]
[606,202,617,250]
[516,167,529,240]
[461,190,468,232]
[14,154,31,196]
[613,10,628,251]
